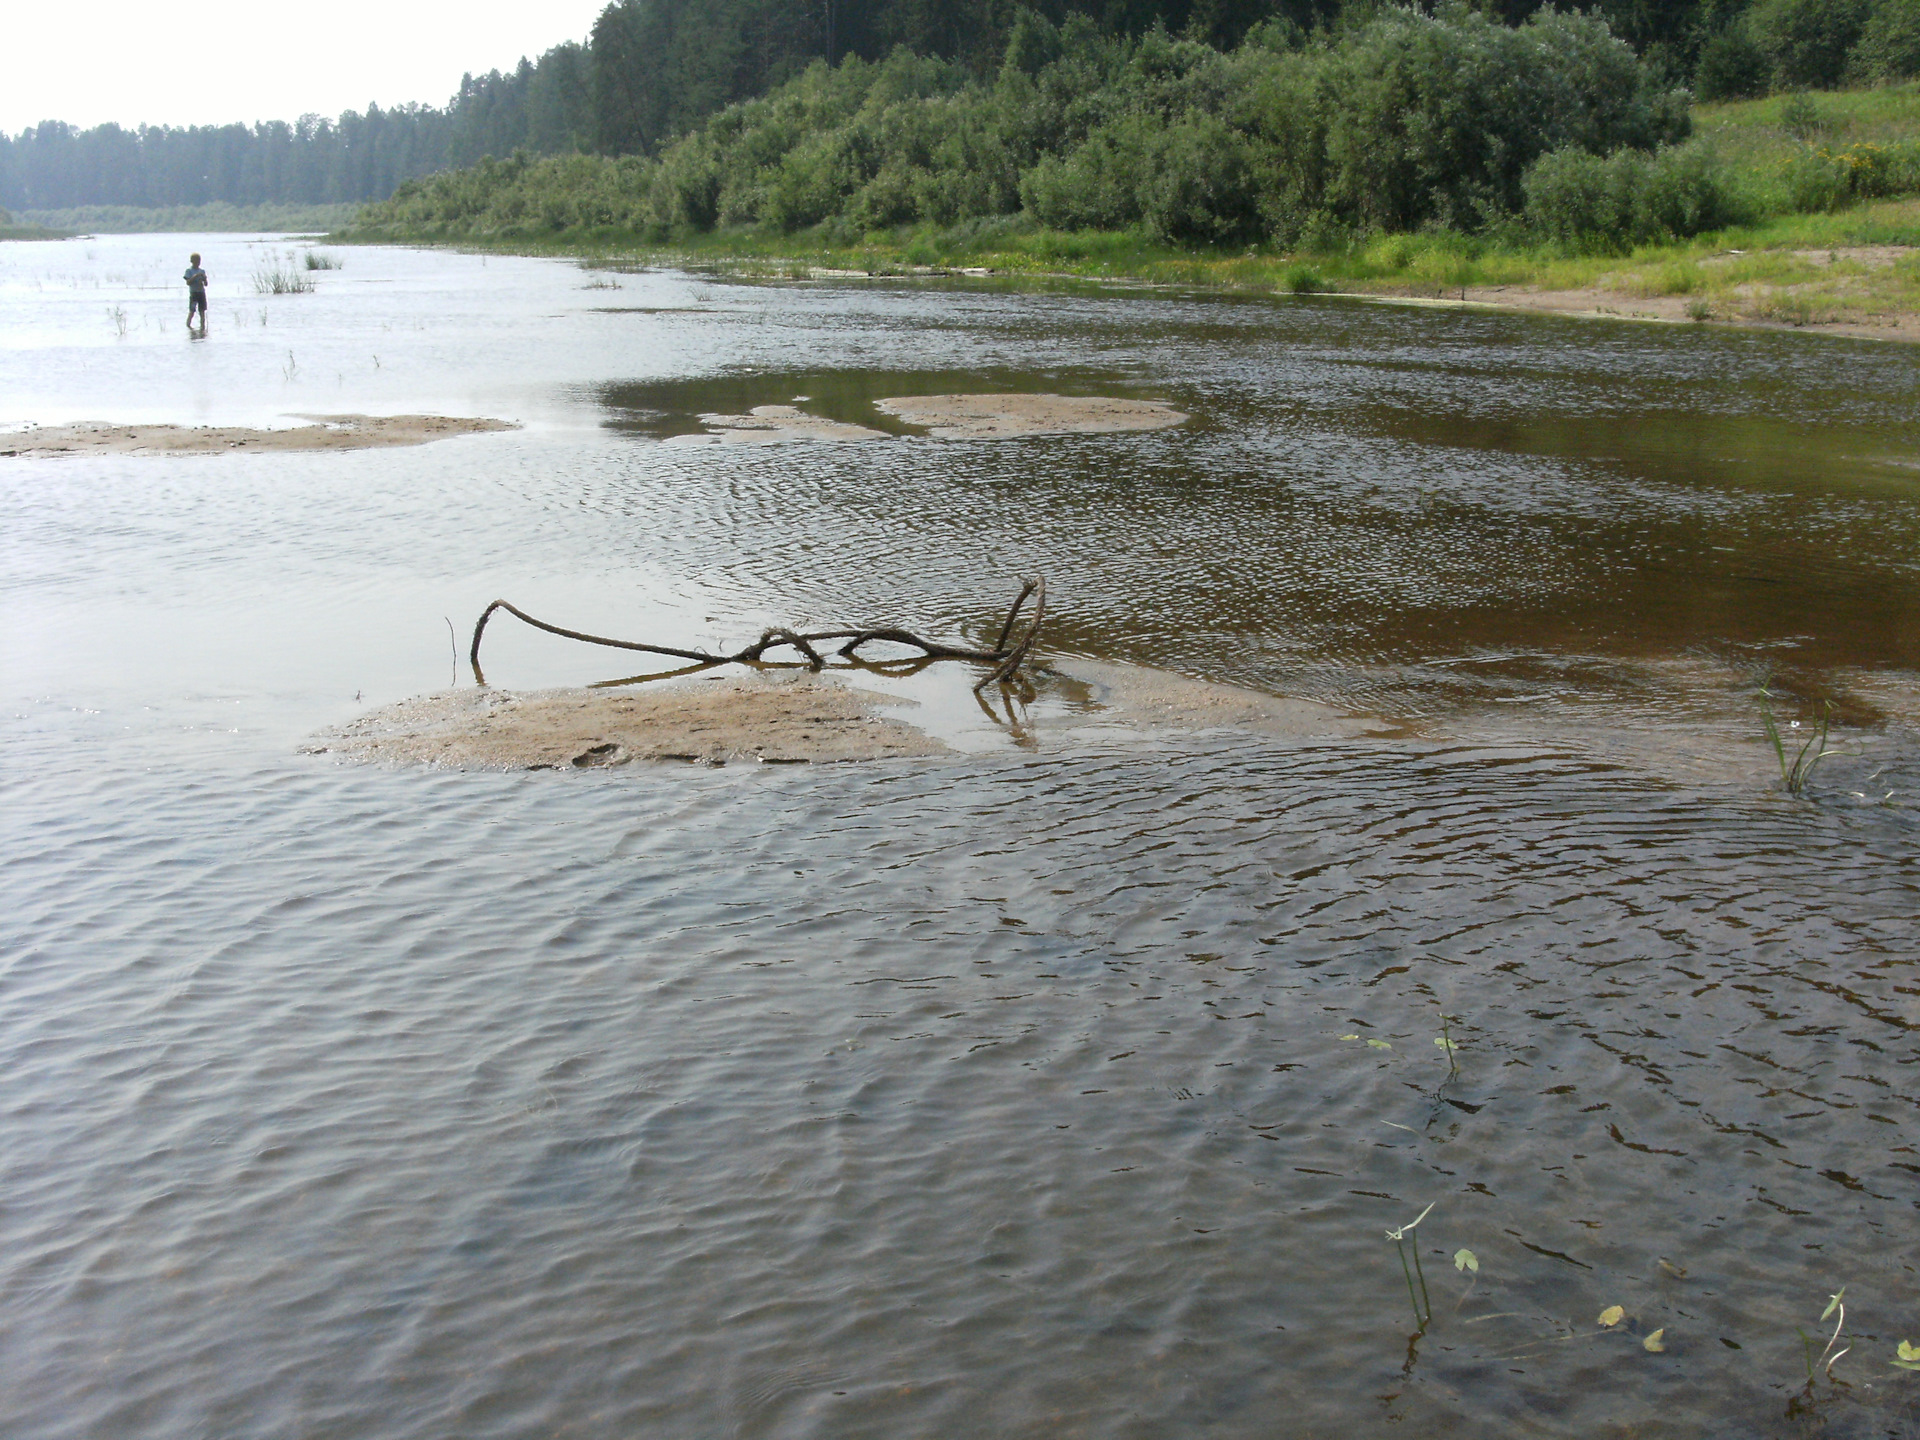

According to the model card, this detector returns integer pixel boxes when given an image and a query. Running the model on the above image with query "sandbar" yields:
[304,673,948,770]
[665,405,889,446]
[875,393,1187,439]
[662,394,1187,445]
[1,413,517,457]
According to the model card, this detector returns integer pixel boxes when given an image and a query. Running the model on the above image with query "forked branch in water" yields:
[469,578,1047,695]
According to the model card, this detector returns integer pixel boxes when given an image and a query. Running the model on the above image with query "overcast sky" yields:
[9,0,611,135]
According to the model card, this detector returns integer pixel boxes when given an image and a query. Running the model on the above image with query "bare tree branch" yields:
[468,580,1048,691]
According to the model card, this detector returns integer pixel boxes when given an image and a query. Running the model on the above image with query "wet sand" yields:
[308,660,1375,771]
[875,393,1187,439]
[665,405,890,446]
[662,394,1187,445]
[304,673,949,769]
[1,413,517,457]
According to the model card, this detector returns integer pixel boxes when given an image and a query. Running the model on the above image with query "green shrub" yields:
[1138,114,1263,244]
[1524,144,1745,250]
[1019,113,1154,230]
[1854,0,1920,79]
[1316,7,1688,233]
[1696,27,1774,99]
[1749,0,1871,89]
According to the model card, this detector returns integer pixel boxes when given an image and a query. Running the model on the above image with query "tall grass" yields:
[253,265,315,294]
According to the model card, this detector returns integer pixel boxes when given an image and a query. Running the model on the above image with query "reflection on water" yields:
[2,236,1918,1439]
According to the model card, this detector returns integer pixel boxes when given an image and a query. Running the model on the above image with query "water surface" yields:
[3,234,1918,1439]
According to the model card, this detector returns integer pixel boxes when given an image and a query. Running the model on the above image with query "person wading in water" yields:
[184,253,209,336]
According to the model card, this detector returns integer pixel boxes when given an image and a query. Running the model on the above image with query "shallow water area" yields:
[4,235,1920,1440]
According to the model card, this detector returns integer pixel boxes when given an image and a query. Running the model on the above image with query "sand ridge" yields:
[660,393,1187,445]
[875,393,1187,439]
[304,672,949,770]
[1,413,517,457]
[664,405,890,445]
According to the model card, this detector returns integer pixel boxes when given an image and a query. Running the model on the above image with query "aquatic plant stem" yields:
[1759,683,1834,795]
[1397,1240,1424,1329]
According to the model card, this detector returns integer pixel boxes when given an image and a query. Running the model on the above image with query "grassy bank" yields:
[340,189,1920,338]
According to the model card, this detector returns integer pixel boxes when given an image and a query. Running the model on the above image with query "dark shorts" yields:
[188,290,208,314]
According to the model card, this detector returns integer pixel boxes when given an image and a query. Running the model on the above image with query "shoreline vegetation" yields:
[14,202,362,235]
[334,8,1920,341]
[0,205,68,240]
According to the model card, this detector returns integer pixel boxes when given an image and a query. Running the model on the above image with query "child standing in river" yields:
[184,253,208,336]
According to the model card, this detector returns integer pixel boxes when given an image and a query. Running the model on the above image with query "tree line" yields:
[5,0,1919,212]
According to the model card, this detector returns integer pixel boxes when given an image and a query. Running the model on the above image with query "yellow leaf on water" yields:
[1598,1306,1625,1328]
[1899,1339,1920,1362]
[1643,1328,1666,1353]
[1367,1039,1392,1049]
[1454,1248,1478,1273]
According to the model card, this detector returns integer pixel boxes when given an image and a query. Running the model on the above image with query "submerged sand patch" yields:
[1,413,516,457]
[306,657,1385,774]
[876,393,1187,439]
[1047,658,1377,741]
[659,394,1187,445]
[664,405,890,446]
[305,673,948,770]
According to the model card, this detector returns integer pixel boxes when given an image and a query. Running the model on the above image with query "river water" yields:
[3,234,1917,1439]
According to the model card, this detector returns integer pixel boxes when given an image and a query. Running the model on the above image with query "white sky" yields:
[8,0,611,134]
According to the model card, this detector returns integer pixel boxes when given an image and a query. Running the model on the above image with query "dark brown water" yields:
[2,237,1917,1439]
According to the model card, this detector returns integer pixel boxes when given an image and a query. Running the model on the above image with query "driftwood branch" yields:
[470,578,1047,694]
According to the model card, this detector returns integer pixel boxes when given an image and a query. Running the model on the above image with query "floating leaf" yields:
[1643,1328,1666,1353]
[1434,1036,1459,1051]
[1367,1039,1392,1050]
[1895,1340,1920,1371]
[1822,1288,1846,1322]
[1340,1034,1360,1041]
[1598,1305,1625,1328]
[1454,1248,1478,1273]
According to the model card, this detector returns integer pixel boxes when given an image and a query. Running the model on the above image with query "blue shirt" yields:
[184,265,207,292]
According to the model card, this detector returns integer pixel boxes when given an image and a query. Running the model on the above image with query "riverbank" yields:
[335,81,1920,343]
[0,219,68,240]
[332,203,1920,344]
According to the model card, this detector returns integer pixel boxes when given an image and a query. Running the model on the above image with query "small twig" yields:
[976,578,1047,693]
[992,578,1040,652]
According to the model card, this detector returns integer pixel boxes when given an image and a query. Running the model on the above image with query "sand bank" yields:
[877,393,1186,439]
[307,656,1379,772]
[665,405,890,446]
[1,413,516,457]
[304,673,948,769]
[663,393,1186,445]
